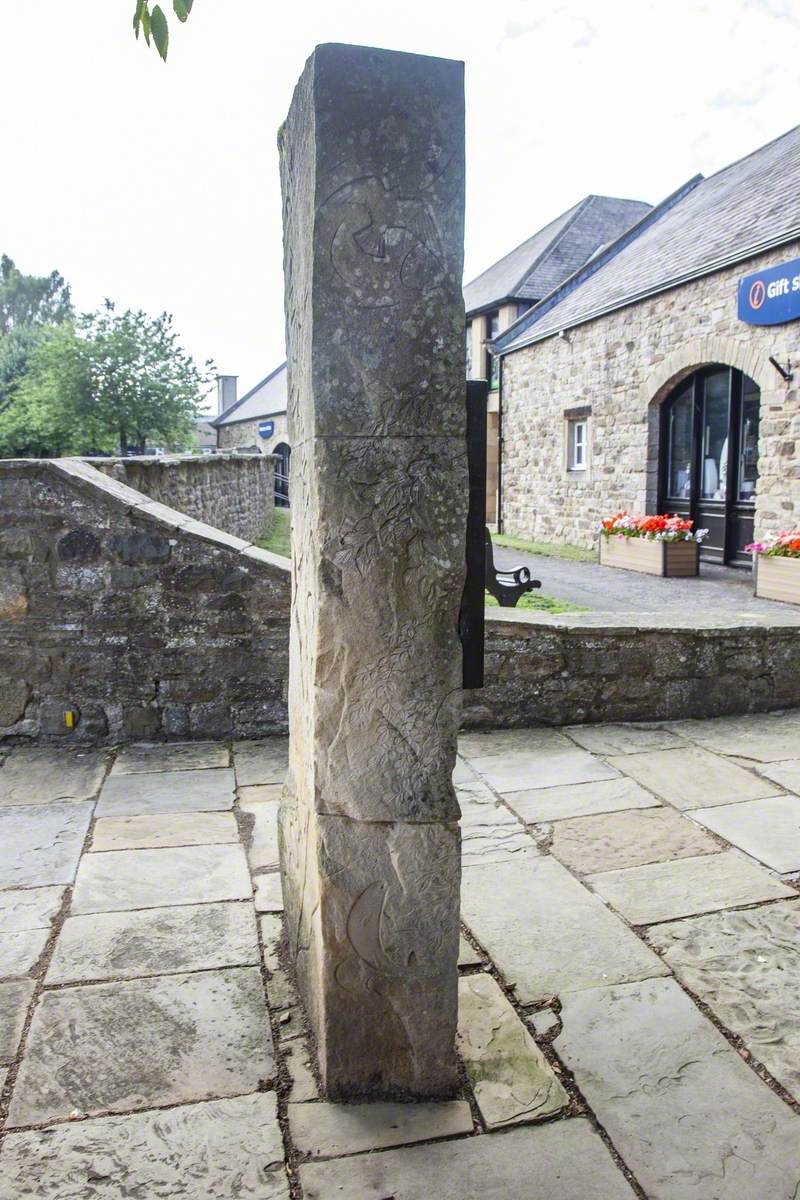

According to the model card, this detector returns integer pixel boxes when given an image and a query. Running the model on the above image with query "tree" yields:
[0,254,72,334]
[133,0,194,61]
[0,303,214,458]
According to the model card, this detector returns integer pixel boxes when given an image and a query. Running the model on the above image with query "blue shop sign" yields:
[258,420,275,438]
[738,257,800,326]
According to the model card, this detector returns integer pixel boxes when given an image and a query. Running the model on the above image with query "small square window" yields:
[568,419,588,470]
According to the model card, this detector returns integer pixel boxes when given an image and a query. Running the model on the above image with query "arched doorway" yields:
[273,442,290,507]
[659,366,760,564]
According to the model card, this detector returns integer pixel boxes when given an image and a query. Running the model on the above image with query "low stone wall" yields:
[2,457,798,744]
[0,459,290,744]
[464,608,800,728]
[93,453,275,542]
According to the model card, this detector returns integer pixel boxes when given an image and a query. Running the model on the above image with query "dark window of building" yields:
[465,321,472,379]
[485,309,500,390]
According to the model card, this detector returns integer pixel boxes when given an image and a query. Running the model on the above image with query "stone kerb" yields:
[0,457,291,745]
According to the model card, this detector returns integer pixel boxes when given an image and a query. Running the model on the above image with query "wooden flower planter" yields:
[599,536,699,578]
[754,555,800,604]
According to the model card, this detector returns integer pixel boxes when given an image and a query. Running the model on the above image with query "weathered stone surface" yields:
[233,740,288,787]
[288,1099,473,1158]
[285,1038,320,1102]
[0,1093,290,1200]
[112,741,230,775]
[757,757,800,792]
[240,791,281,870]
[0,928,49,978]
[608,745,779,809]
[91,811,238,852]
[670,710,800,763]
[648,902,800,1100]
[457,972,567,1127]
[550,807,721,875]
[260,913,283,972]
[47,902,260,984]
[471,739,619,794]
[0,979,34,1063]
[457,778,536,865]
[0,886,64,933]
[589,849,795,924]
[461,855,667,1002]
[300,1118,638,1199]
[265,964,296,1012]
[566,722,686,755]
[459,727,569,759]
[280,806,460,1095]
[71,844,252,913]
[95,768,235,817]
[254,872,284,913]
[0,802,93,888]
[0,749,106,806]
[503,775,660,823]
[555,977,800,1199]
[458,935,482,967]
[8,966,273,1126]
[690,794,800,872]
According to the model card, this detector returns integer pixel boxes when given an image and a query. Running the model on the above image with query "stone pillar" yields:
[278,43,466,1099]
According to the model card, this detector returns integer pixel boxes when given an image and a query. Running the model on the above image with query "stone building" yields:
[464,195,651,521]
[491,125,800,565]
[212,365,290,502]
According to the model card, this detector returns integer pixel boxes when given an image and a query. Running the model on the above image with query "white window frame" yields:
[567,418,588,471]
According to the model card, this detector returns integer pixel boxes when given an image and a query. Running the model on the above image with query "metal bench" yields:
[485,528,541,607]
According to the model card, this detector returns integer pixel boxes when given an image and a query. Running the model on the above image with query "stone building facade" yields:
[500,240,800,549]
[493,126,800,564]
[216,410,289,457]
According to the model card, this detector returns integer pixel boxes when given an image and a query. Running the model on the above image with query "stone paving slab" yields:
[0,1092,290,1199]
[0,886,64,933]
[0,928,49,979]
[259,914,283,972]
[90,810,239,851]
[239,790,281,871]
[555,977,800,1199]
[0,749,106,806]
[95,768,236,818]
[47,901,260,984]
[690,794,800,873]
[288,1099,473,1157]
[254,872,284,913]
[550,807,721,875]
[458,934,482,967]
[565,723,686,756]
[459,727,569,760]
[471,742,619,794]
[233,738,288,787]
[0,802,93,889]
[7,966,273,1127]
[457,972,567,1128]
[647,901,800,1101]
[71,844,252,914]
[668,710,800,763]
[757,758,800,792]
[608,745,779,809]
[285,1038,320,1102]
[111,741,230,775]
[0,979,34,1064]
[503,775,661,823]
[589,849,795,925]
[299,1117,638,1199]
[461,855,668,1002]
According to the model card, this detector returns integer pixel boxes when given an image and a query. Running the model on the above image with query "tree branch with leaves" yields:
[133,0,194,62]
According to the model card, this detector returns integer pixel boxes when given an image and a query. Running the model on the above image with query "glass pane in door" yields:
[667,388,693,499]
[701,371,730,499]
[738,378,760,502]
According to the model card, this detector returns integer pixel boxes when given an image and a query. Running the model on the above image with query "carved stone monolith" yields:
[278,43,466,1098]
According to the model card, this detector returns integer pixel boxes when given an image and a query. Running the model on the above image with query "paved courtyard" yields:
[1,712,799,1197]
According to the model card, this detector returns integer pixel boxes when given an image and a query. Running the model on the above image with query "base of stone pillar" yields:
[278,798,461,1099]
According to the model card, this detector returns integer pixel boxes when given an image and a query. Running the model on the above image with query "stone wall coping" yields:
[86,452,281,465]
[486,607,800,633]
[0,457,290,577]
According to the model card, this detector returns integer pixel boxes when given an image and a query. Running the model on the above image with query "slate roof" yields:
[498,124,800,354]
[463,195,651,316]
[211,362,287,427]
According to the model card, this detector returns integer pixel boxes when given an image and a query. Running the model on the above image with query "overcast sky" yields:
[2,0,798,408]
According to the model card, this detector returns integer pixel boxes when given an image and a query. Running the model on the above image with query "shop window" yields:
[567,418,588,470]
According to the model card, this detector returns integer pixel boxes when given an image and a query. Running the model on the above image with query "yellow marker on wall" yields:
[64,710,77,729]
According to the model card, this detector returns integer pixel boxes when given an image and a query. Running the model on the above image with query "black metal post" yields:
[460,379,488,689]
